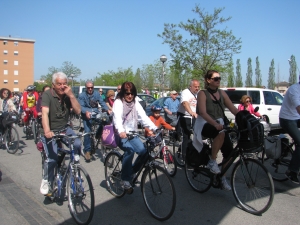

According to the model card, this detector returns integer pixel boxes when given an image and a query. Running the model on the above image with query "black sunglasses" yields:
[211,77,221,81]
[125,92,134,96]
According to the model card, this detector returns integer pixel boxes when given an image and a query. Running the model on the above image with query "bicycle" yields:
[24,109,36,140]
[42,129,95,225]
[104,130,176,221]
[0,111,20,154]
[185,126,274,215]
[147,129,177,177]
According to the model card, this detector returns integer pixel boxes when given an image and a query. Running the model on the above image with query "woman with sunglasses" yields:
[113,82,157,192]
[238,95,261,117]
[193,70,238,191]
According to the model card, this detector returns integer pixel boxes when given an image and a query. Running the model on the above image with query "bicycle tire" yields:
[172,139,185,167]
[104,151,125,198]
[231,158,274,215]
[32,120,38,144]
[141,165,176,221]
[162,149,177,177]
[263,142,293,182]
[67,165,95,225]
[185,163,212,193]
[5,126,20,154]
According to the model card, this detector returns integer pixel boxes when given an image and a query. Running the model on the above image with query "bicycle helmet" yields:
[151,104,162,111]
[27,85,35,91]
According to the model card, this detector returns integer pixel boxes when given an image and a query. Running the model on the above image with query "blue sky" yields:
[1,0,299,86]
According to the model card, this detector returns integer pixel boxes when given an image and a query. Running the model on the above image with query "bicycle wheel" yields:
[185,163,212,193]
[67,165,95,225]
[5,126,19,154]
[264,142,293,181]
[141,165,176,221]
[104,151,125,198]
[173,139,185,167]
[231,158,274,215]
[32,120,38,144]
[162,149,177,177]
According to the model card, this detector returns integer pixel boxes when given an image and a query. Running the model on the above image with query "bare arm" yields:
[63,85,81,115]
[42,107,54,138]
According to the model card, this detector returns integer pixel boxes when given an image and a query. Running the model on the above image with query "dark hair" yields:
[204,70,219,88]
[0,88,12,100]
[42,85,51,92]
[118,81,137,101]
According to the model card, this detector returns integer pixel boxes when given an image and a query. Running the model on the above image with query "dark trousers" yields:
[178,114,195,156]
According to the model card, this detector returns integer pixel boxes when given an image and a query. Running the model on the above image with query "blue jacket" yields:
[78,91,108,116]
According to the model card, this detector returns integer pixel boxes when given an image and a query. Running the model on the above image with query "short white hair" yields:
[52,72,68,83]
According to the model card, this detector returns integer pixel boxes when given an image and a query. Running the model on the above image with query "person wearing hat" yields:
[163,90,180,126]
[153,91,159,99]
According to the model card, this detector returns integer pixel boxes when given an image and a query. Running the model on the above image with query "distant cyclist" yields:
[22,85,39,133]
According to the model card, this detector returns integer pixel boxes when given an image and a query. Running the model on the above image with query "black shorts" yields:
[202,123,233,159]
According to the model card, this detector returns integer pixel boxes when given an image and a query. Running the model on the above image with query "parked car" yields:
[137,93,156,108]
[145,96,180,119]
[221,87,284,130]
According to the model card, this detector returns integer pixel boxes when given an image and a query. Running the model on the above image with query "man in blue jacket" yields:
[79,80,111,161]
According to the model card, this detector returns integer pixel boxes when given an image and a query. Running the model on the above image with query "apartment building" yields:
[0,36,35,92]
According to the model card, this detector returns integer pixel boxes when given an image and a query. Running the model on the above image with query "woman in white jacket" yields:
[113,82,157,193]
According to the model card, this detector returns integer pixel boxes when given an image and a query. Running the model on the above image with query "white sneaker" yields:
[40,179,50,195]
[221,177,232,191]
[207,160,221,174]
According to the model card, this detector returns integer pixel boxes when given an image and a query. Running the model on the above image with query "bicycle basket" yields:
[2,111,19,127]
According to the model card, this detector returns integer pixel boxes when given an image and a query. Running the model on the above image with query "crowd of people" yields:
[1,68,300,198]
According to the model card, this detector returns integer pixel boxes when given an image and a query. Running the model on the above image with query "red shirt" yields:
[145,115,173,137]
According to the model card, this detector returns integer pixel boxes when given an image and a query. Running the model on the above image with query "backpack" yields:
[235,110,264,152]
[186,140,210,167]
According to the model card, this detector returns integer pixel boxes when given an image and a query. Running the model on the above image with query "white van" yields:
[72,86,117,98]
[221,87,284,130]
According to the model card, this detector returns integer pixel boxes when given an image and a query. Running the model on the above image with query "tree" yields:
[235,59,243,87]
[255,57,262,88]
[61,61,81,78]
[96,67,135,86]
[158,5,242,80]
[245,58,253,87]
[134,68,143,92]
[268,59,275,89]
[226,57,235,87]
[289,55,297,84]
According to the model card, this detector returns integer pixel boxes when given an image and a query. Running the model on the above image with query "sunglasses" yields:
[87,87,94,89]
[125,92,134,96]
[117,89,121,91]
[99,91,103,92]
[245,100,251,103]
[211,77,221,81]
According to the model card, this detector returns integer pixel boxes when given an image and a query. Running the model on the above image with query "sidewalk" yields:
[0,163,60,225]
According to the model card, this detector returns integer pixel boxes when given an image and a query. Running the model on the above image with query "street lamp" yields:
[70,74,75,87]
[160,54,167,94]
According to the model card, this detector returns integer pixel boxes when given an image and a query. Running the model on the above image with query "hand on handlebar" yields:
[214,123,223,131]
[45,131,54,139]
[85,111,91,119]
[119,131,127,139]
[25,108,30,111]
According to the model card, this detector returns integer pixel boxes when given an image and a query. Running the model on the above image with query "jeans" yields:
[42,126,81,186]
[279,118,300,173]
[83,119,103,153]
[118,136,148,181]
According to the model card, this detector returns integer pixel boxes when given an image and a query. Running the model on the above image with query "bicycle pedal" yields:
[125,187,134,195]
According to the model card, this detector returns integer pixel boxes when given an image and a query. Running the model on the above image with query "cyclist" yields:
[177,80,199,158]
[145,105,175,137]
[113,82,157,192]
[193,70,238,190]
[238,95,261,117]
[78,80,111,161]
[22,85,39,133]
[163,90,180,126]
[40,72,81,196]
[0,88,17,133]
[279,82,300,184]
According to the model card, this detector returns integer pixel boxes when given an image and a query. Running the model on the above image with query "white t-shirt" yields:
[279,83,300,120]
[177,88,197,116]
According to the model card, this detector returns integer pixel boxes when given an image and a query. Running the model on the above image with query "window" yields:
[14,80,18,84]
[3,80,8,84]
[4,70,8,75]
[14,41,18,46]
[14,51,18,55]
[3,50,8,55]
[3,40,7,45]
[14,70,18,75]
[14,61,18,66]
[3,60,8,65]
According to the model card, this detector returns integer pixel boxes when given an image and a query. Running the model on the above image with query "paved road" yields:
[0,126,300,225]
